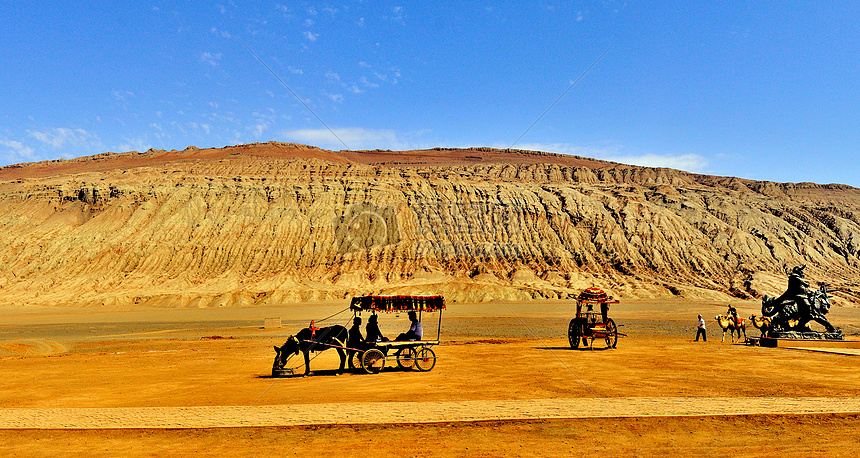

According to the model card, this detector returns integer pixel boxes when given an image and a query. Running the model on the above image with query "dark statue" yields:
[760,264,842,340]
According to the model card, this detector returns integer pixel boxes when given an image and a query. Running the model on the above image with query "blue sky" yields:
[1,1,858,186]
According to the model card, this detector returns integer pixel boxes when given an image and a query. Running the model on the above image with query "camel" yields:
[749,314,770,337]
[749,314,808,338]
[715,314,746,343]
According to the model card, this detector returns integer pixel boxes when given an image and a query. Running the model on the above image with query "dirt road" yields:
[2,397,860,429]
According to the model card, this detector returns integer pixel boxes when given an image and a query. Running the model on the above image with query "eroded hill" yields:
[0,142,858,307]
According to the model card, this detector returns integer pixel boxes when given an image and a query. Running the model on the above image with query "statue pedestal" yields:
[768,330,844,340]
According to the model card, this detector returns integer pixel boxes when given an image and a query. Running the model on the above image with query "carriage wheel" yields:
[568,319,581,349]
[396,347,417,370]
[349,352,362,371]
[415,347,437,372]
[362,349,386,374]
[604,318,618,349]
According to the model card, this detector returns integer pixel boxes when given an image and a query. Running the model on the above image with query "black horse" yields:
[272,325,348,376]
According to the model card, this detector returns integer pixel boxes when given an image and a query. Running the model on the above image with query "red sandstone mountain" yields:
[1,142,858,307]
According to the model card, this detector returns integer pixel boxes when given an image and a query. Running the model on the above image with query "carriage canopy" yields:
[576,287,618,305]
[350,295,446,313]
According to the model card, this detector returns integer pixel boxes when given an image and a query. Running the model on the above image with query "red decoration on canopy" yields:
[350,295,446,312]
[577,287,615,304]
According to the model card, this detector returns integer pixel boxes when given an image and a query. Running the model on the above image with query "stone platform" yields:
[747,335,859,350]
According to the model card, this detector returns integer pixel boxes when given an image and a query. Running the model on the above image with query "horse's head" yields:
[272,336,300,371]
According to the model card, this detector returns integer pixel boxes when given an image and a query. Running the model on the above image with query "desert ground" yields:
[2,298,859,457]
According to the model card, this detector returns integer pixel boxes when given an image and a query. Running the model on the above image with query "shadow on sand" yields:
[258,367,399,378]
[535,346,615,352]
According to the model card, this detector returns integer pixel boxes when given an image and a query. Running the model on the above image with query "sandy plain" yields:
[1,298,860,457]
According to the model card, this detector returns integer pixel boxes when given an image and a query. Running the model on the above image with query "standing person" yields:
[695,314,707,342]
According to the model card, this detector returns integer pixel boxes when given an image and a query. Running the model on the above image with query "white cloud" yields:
[186,122,211,134]
[506,142,708,173]
[210,27,231,38]
[327,93,343,102]
[200,52,222,66]
[288,66,304,74]
[252,122,269,138]
[29,127,103,151]
[112,90,134,101]
[603,153,708,172]
[325,71,340,81]
[282,127,411,151]
[0,138,35,161]
[347,85,363,94]
[303,31,319,41]
[390,6,405,23]
[503,142,616,158]
[116,137,152,153]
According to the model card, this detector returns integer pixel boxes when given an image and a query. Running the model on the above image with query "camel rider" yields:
[727,304,739,326]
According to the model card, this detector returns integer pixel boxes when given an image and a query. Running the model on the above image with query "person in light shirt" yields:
[397,311,423,341]
[695,314,707,342]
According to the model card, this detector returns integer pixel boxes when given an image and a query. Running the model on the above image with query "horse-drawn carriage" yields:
[348,295,443,373]
[568,287,621,349]
[272,295,444,376]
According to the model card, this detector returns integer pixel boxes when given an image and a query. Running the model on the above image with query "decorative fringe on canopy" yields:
[350,295,446,312]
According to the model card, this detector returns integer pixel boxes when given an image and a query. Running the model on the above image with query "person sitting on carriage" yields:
[396,311,423,341]
[346,316,365,368]
[365,314,386,342]
[365,314,389,355]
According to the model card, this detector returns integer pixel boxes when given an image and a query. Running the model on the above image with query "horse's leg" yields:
[336,347,346,373]
[303,351,311,375]
[721,329,726,343]
[812,316,836,333]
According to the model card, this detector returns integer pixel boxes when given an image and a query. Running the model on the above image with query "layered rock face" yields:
[0,143,858,307]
